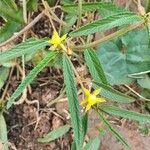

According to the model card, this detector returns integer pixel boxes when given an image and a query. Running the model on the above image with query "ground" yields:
[3,66,150,150]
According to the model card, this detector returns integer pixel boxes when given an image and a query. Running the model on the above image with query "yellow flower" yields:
[48,31,67,51]
[80,87,106,112]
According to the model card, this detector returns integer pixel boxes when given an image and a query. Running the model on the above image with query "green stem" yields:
[73,20,145,50]
[77,0,82,27]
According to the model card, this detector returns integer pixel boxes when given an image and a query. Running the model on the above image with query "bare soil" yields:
[4,66,150,150]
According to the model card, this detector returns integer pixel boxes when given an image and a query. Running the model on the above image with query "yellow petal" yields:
[60,43,67,52]
[82,87,90,97]
[85,103,92,112]
[96,97,106,103]
[60,34,67,42]
[52,32,61,45]
[93,88,101,96]
[52,31,60,41]
[80,99,87,105]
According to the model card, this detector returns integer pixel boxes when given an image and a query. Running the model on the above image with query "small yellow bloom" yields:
[48,31,67,51]
[80,87,106,112]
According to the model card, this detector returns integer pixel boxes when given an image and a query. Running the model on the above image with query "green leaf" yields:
[141,89,150,99]
[63,54,82,148]
[97,40,133,85]
[0,67,9,90]
[0,38,48,64]
[84,49,134,103]
[146,0,150,13]
[0,21,21,43]
[27,0,38,11]
[0,0,23,42]
[6,51,57,109]
[0,0,18,11]
[94,81,134,103]
[62,14,77,33]
[61,0,74,5]
[62,2,129,15]
[70,13,143,37]
[71,140,77,150]
[38,125,70,143]
[137,74,150,89]
[84,48,108,84]
[97,111,130,150]
[83,137,100,150]
[0,112,8,150]
[97,28,150,85]
[81,113,88,145]
[0,1,22,23]
[100,105,150,124]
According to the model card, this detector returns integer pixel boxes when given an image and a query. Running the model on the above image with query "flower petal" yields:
[52,31,60,41]
[80,99,87,105]
[60,34,67,42]
[93,88,101,96]
[60,43,67,52]
[85,103,92,112]
[96,97,106,103]
[82,87,91,97]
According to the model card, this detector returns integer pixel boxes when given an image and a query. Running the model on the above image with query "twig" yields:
[8,142,17,150]
[125,0,132,9]
[25,99,40,130]
[44,1,69,27]
[124,84,150,101]
[14,34,27,105]
[0,12,44,47]
[77,0,82,27]
[1,67,14,100]
[22,0,27,23]
[137,0,146,15]
[69,55,84,87]
[73,20,145,50]
[42,0,56,30]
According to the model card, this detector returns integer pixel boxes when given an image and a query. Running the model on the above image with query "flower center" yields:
[88,95,96,101]
[54,38,61,45]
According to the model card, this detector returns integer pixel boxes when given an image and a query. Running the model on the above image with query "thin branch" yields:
[77,0,82,27]
[42,0,56,30]
[43,0,70,28]
[73,20,145,50]
[0,12,44,48]
[124,85,150,101]
[22,0,27,23]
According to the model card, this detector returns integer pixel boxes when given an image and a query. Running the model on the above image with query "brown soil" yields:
[5,68,73,150]
[4,68,150,150]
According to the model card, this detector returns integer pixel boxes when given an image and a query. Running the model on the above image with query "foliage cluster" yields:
[0,0,150,149]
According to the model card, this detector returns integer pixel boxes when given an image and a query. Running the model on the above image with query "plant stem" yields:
[77,0,82,27]
[73,20,145,50]
[67,54,84,87]
[124,85,150,101]
[22,0,27,23]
